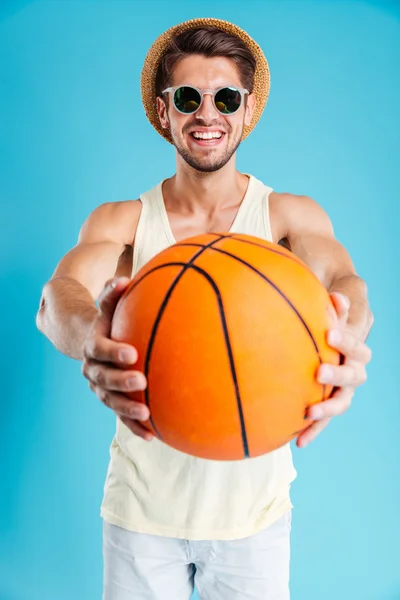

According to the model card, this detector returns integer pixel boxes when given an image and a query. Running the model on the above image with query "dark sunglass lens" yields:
[215,87,242,114]
[174,87,201,113]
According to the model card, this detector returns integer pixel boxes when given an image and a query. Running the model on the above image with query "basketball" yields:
[111,232,340,460]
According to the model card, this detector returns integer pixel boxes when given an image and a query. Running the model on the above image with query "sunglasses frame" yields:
[162,85,249,116]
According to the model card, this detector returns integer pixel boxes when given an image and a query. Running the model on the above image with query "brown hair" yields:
[155,26,256,98]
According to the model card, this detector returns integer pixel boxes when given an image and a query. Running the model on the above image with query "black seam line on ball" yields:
[120,234,226,441]
[119,235,224,306]
[226,235,329,397]
[206,245,326,406]
[211,244,326,408]
[173,237,308,273]
[211,246,322,356]
[189,264,249,459]
[175,233,320,285]
[143,236,226,439]
[175,242,322,360]
[122,259,249,458]
[225,235,322,283]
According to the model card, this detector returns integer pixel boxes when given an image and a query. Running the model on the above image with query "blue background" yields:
[1,1,399,599]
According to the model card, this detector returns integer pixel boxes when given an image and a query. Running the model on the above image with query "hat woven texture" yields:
[140,17,270,144]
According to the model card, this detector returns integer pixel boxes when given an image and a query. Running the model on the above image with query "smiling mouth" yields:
[189,131,226,145]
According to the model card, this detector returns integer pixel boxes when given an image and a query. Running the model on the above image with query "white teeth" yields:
[192,131,222,140]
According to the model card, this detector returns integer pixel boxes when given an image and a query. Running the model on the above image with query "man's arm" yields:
[275,194,373,340]
[36,201,141,360]
[272,193,373,447]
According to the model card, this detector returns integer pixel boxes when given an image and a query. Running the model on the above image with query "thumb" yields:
[96,277,131,337]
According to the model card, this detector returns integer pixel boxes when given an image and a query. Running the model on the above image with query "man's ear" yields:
[244,93,256,127]
[157,96,169,129]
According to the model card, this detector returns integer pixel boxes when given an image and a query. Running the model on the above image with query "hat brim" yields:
[141,17,270,144]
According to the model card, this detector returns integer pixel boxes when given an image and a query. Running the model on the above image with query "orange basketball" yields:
[111,233,340,460]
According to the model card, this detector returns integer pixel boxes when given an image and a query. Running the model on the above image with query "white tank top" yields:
[101,174,297,541]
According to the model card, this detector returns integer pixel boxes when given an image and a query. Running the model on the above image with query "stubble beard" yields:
[169,122,243,173]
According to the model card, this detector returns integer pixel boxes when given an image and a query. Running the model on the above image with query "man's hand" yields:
[82,277,153,441]
[297,292,372,448]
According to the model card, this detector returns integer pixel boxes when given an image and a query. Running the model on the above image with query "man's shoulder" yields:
[264,188,331,241]
[268,190,323,215]
[79,199,142,245]
[92,198,142,230]
[269,189,306,203]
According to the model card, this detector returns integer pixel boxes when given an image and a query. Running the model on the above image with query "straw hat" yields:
[140,17,270,144]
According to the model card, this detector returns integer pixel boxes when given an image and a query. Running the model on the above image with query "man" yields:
[36,18,373,600]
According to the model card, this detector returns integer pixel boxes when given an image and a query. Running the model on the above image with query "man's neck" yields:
[163,155,249,215]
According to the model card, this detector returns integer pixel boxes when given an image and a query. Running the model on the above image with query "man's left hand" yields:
[296,292,372,448]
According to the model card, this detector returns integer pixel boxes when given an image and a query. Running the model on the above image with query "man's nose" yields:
[195,93,219,122]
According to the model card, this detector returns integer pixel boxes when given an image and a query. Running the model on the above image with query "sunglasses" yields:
[162,85,249,116]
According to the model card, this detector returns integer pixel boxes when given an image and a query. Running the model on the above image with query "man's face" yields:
[157,55,256,173]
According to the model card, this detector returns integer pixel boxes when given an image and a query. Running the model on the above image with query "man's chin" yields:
[175,146,232,173]
[184,157,227,173]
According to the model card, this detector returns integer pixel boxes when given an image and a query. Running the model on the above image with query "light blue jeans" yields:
[102,511,291,599]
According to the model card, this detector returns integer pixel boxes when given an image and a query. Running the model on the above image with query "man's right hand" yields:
[82,277,153,441]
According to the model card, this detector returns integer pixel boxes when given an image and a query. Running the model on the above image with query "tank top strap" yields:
[230,175,274,242]
[132,180,171,275]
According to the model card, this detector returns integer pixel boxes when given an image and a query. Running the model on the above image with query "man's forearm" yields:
[329,274,374,341]
[36,277,99,360]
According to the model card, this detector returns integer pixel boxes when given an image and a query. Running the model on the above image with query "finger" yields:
[90,384,150,421]
[326,300,339,327]
[317,361,367,388]
[83,336,138,365]
[307,387,354,420]
[330,292,350,324]
[84,362,146,393]
[327,329,372,364]
[297,417,332,448]
[96,277,131,337]
[120,417,154,441]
